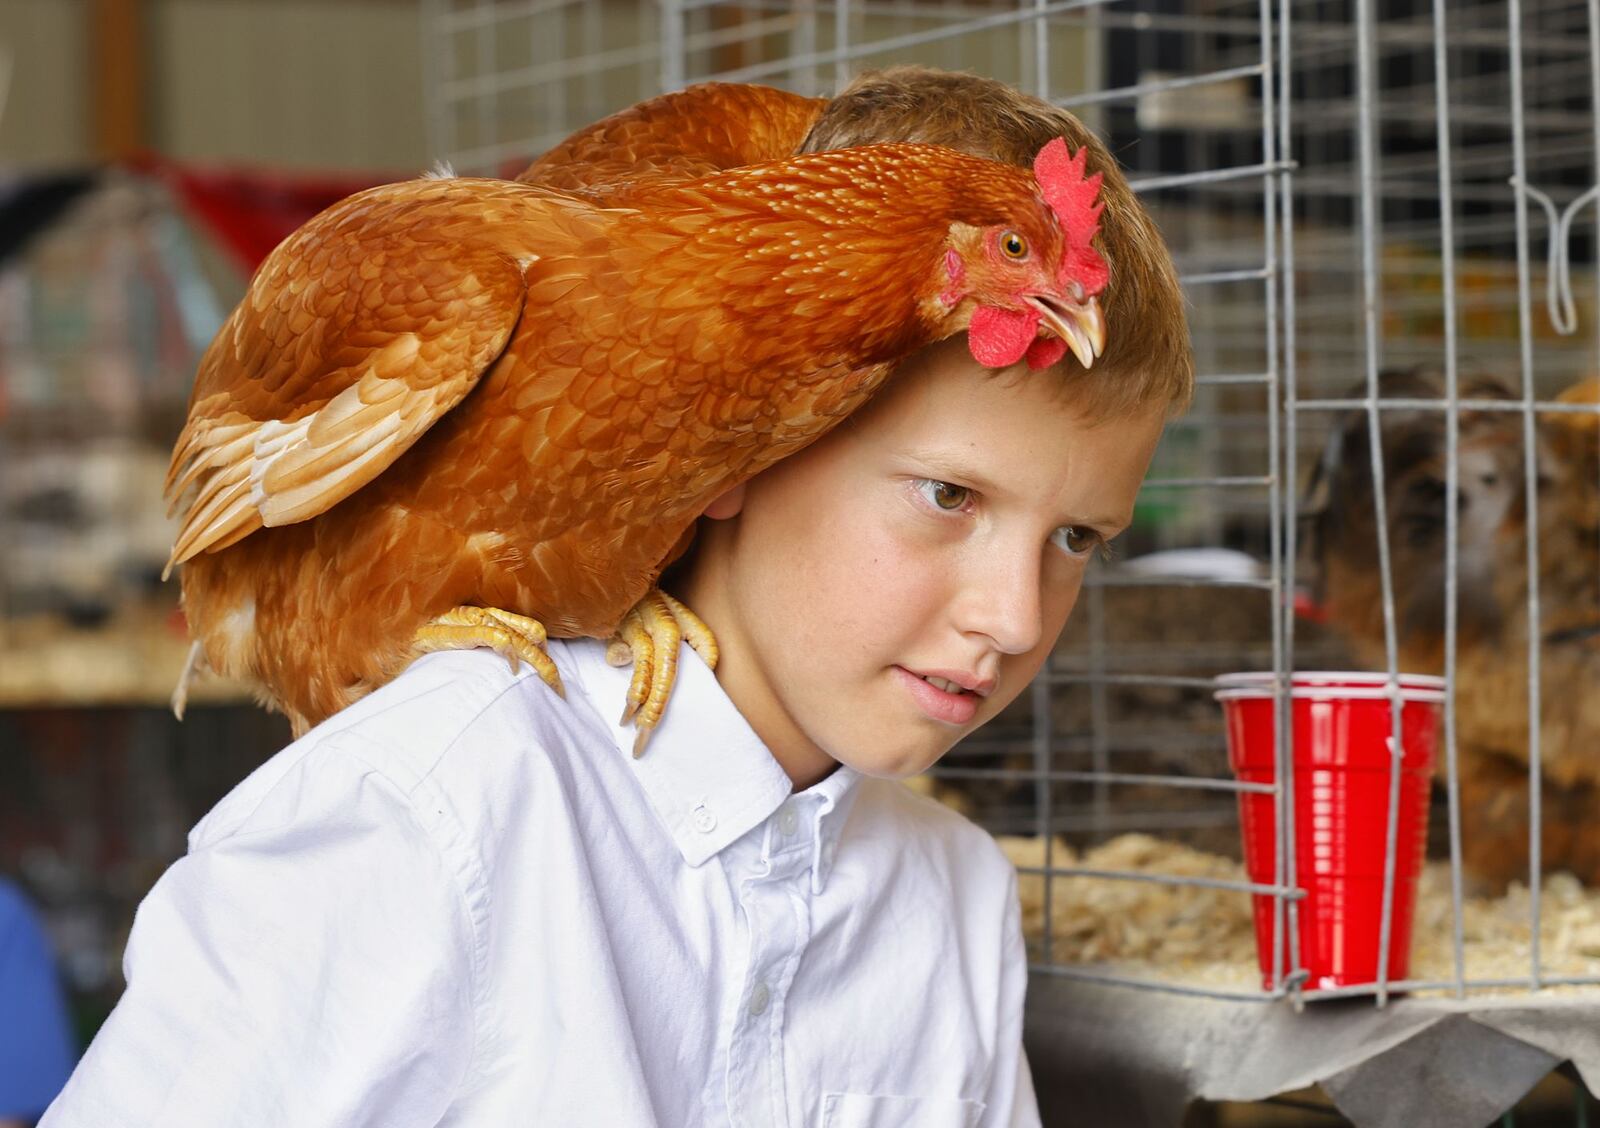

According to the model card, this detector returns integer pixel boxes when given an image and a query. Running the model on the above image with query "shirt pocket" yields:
[821,1092,986,1128]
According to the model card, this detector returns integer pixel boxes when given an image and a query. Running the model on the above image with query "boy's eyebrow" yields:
[898,446,1132,530]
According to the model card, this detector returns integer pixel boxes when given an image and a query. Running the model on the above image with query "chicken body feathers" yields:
[519,82,827,194]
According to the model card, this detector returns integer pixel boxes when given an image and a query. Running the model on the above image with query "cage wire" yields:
[421,0,1600,1010]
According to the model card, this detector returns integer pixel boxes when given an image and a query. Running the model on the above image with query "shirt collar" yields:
[560,637,843,868]
[785,763,862,894]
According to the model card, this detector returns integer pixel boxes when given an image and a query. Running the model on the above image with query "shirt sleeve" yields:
[982,874,1042,1128]
[39,736,480,1128]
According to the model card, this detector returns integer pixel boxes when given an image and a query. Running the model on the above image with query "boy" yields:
[42,68,1190,1127]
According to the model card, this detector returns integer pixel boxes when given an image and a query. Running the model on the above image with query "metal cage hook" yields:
[1510,175,1600,336]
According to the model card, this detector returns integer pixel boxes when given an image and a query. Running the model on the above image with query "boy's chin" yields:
[831,736,961,782]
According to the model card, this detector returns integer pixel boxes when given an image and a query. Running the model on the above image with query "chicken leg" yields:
[606,588,718,757]
[410,596,714,758]
[414,606,566,698]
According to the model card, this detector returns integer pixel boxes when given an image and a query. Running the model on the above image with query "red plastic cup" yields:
[1216,672,1444,993]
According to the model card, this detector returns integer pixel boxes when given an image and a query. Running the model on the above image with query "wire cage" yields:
[420,0,1600,1013]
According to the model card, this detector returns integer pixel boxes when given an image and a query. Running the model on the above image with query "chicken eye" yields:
[1052,525,1100,557]
[916,479,971,511]
[999,230,1028,260]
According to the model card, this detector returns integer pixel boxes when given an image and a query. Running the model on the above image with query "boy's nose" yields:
[959,549,1045,656]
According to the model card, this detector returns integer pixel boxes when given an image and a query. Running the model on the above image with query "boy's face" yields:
[681,336,1167,789]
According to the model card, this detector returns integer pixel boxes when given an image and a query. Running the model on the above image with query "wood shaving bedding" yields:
[997,832,1600,995]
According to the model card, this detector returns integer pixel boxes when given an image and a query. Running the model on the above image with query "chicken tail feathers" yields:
[162,191,532,567]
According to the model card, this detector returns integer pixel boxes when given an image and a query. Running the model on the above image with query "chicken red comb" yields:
[1033,138,1109,297]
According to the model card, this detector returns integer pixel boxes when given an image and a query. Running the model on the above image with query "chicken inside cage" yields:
[1309,367,1600,895]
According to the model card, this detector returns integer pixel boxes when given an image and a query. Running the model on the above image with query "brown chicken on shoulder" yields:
[166,125,1114,750]
[1309,366,1600,890]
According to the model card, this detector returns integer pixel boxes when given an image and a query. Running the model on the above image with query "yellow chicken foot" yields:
[606,588,718,757]
[414,606,565,698]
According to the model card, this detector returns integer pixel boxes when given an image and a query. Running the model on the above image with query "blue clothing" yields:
[0,879,75,1120]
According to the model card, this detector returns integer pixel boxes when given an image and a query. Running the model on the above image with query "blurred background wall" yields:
[0,0,445,1093]
[0,0,429,171]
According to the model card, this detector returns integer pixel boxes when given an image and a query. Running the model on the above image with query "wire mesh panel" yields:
[422,0,667,175]
[1286,0,1600,1005]
[420,0,1600,1009]
[1004,0,1600,1007]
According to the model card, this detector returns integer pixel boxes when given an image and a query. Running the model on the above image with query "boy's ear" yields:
[703,483,746,520]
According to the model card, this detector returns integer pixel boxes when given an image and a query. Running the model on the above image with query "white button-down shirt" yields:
[43,640,1039,1128]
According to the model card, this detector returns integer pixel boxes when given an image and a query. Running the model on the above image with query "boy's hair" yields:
[800,66,1194,419]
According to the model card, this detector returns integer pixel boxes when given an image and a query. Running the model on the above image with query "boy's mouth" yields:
[894,666,989,726]
[899,666,996,697]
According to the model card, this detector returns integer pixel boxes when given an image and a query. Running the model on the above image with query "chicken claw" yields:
[414,606,565,698]
[608,589,718,757]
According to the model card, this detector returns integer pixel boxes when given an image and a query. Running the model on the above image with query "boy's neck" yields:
[670,565,842,793]
[707,643,843,792]
[784,756,841,794]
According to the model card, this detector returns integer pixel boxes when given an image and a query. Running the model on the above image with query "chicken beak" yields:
[1027,294,1107,370]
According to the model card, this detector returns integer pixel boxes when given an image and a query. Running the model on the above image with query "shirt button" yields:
[691,804,716,833]
[778,805,799,837]
[749,981,770,1017]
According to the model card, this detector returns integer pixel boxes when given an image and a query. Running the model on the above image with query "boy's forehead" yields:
[863,336,1102,437]
[836,336,1164,520]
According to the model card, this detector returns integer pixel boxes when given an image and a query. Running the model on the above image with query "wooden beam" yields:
[91,0,145,160]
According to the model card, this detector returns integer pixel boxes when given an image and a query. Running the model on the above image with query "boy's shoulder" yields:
[313,647,587,779]
[189,646,608,850]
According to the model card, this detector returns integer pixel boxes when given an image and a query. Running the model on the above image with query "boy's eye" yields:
[1052,525,1100,557]
[915,478,971,511]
